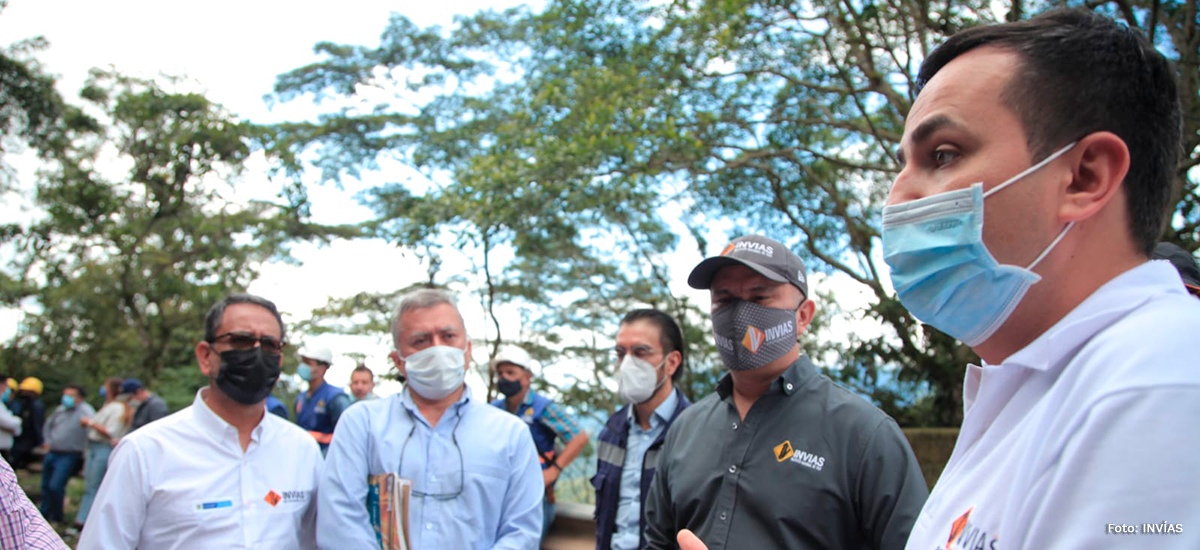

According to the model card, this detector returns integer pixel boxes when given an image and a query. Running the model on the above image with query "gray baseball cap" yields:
[687,235,808,297]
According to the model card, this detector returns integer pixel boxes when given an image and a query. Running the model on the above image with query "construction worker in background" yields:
[490,345,590,541]
[10,377,46,470]
[295,346,350,454]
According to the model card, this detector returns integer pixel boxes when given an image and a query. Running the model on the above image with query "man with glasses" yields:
[643,235,927,550]
[592,309,691,550]
[318,288,543,549]
[78,294,323,549]
[489,345,589,541]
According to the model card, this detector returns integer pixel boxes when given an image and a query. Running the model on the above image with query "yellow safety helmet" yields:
[5,378,16,391]
[18,377,43,395]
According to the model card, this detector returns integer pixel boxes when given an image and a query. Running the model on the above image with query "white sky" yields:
[0,0,891,397]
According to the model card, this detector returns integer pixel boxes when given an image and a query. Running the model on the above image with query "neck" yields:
[728,347,797,420]
[975,221,1144,364]
[505,387,528,412]
[202,386,263,452]
[307,378,325,395]
[632,381,673,431]
[409,385,465,427]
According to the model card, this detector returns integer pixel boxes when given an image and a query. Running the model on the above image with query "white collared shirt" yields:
[78,389,323,550]
[905,260,1200,550]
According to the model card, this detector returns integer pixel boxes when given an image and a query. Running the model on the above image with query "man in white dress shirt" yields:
[78,293,323,550]
[882,8,1199,550]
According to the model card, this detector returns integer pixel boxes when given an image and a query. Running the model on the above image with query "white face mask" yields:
[401,346,467,400]
[617,354,667,404]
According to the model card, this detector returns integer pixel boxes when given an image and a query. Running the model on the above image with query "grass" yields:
[14,467,86,547]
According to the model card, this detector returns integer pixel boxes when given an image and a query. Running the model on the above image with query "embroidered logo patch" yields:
[774,440,794,462]
[264,490,282,507]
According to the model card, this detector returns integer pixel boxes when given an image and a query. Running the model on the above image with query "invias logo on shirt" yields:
[942,507,999,550]
[264,488,311,507]
[772,439,825,471]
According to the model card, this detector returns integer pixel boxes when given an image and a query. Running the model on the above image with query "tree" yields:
[271,0,1198,426]
[0,70,352,408]
[0,0,70,192]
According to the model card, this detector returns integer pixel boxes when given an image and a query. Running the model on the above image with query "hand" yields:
[678,529,708,550]
[79,417,91,428]
[542,467,560,488]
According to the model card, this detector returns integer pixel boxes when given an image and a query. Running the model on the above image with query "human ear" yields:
[1059,132,1130,223]
[195,341,217,377]
[795,298,816,335]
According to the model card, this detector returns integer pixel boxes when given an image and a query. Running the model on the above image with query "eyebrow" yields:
[896,114,961,165]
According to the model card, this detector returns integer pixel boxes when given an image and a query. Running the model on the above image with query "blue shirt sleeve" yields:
[316,404,379,549]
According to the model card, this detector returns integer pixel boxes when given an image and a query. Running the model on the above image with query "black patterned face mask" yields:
[711,300,798,371]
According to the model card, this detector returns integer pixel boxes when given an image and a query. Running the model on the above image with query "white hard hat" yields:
[489,345,539,372]
[298,346,334,365]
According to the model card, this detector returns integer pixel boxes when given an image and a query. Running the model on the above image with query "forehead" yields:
[905,47,1024,145]
[496,362,528,375]
[218,303,282,338]
[350,370,373,380]
[398,302,465,335]
[617,318,663,347]
[63,387,80,395]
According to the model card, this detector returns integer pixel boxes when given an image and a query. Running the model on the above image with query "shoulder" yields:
[467,400,529,436]
[113,406,195,457]
[1069,293,1200,394]
[665,392,720,433]
[263,413,322,455]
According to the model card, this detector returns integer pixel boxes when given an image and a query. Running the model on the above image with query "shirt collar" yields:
[192,388,265,446]
[400,385,473,426]
[521,388,535,407]
[716,356,816,400]
[626,387,679,430]
[993,260,1183,370]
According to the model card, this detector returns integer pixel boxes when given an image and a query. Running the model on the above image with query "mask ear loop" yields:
[983,141,1078,199]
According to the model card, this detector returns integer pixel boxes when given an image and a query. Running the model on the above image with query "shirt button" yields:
[785,383,794,391]
[720,511,728,521]
[732,422,738,430]
[426,523,434,530]
[728,465,737,473]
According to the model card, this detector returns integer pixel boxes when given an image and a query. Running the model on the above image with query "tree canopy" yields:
[0,66,353,408]
[269,0,1198,426]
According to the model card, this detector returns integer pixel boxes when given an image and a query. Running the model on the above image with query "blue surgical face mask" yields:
[62,394,76,409]
[297,363,312,382]
[881,142,1076,346]
[1,388,10,403]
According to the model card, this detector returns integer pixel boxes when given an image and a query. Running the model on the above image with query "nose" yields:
[886,168,924,206]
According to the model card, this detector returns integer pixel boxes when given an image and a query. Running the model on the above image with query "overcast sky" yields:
[0,0,884,396]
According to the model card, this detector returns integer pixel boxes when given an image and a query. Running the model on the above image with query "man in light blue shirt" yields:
[592,309,690,550]
[318,288,543,549]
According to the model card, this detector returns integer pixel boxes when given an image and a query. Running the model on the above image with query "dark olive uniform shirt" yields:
[643,356,928,550]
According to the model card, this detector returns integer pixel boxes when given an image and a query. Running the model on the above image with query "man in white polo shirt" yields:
[881,8,1199,550]
[78,294,323,549]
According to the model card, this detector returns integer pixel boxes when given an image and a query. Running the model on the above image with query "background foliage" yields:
[1,0,1196,428]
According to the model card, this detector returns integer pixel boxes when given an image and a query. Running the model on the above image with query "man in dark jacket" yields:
[593,309,690,550]
[121,379,168,432]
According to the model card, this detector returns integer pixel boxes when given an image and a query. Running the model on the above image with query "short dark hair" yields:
[204,294,286,343]
[352,364,374,380]
[64,383,86,398]
[918,8,1181,255]
[620,309,686,382]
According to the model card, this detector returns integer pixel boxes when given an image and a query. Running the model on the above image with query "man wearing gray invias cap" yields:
[643,235,928,550]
